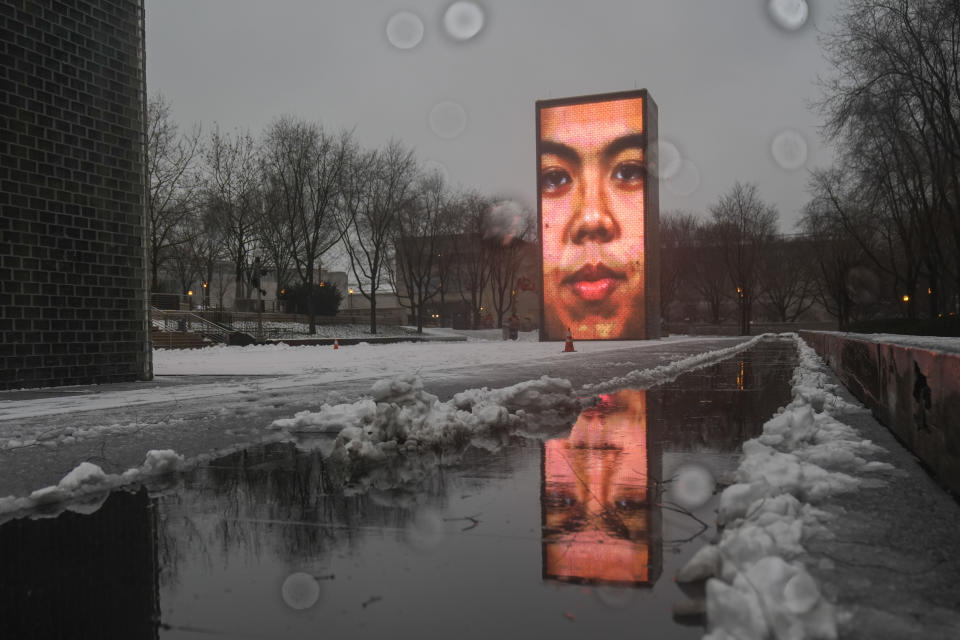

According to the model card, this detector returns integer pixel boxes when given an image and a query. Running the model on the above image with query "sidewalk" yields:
[802,387,960,639]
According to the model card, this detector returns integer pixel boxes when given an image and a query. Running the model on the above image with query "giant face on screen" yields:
[537,90,658,341]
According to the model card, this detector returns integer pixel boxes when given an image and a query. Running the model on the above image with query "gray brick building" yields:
[1,0,151,390]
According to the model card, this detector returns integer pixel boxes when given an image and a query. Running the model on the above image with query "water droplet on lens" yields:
[656,139,682,180]
[386,11,425,50]
[444,1,485,41]
[771,129,808,170]
[281,572,320,610]
[665,160,700,197]
[404,508,445,551]
[486,199,531,244]
[768,0,809,31]
[596,580,637,608]
[670,463,716,509]
[421,159,449,183]
[429,101,468,139]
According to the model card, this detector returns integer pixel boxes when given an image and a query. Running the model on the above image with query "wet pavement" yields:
[0,340,799,639]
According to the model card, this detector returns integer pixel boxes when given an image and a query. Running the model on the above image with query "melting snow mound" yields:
[271,374,580,470]
[682,334,896,640]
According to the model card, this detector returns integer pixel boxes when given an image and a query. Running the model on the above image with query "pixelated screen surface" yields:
[537,91,648,341]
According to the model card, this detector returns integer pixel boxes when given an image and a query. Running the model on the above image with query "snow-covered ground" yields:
[152,329,664,377]
[0,331,707,423]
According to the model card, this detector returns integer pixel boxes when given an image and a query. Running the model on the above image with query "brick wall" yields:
[0,0,151,390]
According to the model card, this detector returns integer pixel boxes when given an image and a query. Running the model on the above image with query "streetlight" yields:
[187,289,193,311]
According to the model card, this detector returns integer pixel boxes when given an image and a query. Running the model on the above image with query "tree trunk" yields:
[369,296,378,335]
[306,279,316,334]
[415,293,424,334]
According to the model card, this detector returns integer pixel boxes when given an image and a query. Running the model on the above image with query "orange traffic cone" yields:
[333,339,339,350]
[563,328,576,352]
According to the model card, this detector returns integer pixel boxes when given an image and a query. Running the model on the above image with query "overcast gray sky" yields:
[144,0,837,232]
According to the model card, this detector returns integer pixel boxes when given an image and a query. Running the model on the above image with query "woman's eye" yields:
[613,162,644,185]
[541,168,572,194]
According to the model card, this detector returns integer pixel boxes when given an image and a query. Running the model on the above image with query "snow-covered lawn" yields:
[153,329,674,378]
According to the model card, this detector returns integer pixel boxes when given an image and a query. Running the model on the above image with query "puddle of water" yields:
[0,340,796,639]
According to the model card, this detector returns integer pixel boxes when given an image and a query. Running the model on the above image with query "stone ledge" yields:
[799,331,960,496]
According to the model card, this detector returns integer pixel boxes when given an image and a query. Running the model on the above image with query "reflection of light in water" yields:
[428,101,468,139]
[281,572,320,610]
[771,129,808,170]
[443,1,485,41]
[768,0,809,31]
[385,11,425,50]
[664,159,700,197]
[669,463,716,510]
[542,390,656,586]
[656,139,682,180]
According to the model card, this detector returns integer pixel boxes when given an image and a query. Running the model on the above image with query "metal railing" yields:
[150,307,232,344]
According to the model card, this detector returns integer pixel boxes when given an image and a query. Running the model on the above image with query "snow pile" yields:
[679,334,894,640]
[271,374,580,468]
[585,334,770,393]
[0,449,186,519]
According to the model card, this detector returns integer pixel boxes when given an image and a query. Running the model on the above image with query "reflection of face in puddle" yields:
[542,390,660,586]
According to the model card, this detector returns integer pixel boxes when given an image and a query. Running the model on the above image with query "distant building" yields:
[1,1,150,389]
[393,233,539,330]
[152,263,349,314]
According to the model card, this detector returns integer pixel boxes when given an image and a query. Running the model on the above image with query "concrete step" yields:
[151,329,213,350]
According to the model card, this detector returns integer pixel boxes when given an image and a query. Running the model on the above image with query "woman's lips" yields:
[562,263,626,302]
[573,278,618,301]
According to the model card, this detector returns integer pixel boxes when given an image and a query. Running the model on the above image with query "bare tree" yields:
[203,126,261,306]
[146,93,201,292]
[453,192,495,329]
[689,222,729,324]
[262,117,351,333]
[190,210,224,311]
[392,171,449,333]
[710,182,778,335]
[338,141,418,334]
[256,185,296,305]
[757,235,817,322]
[819,0,960,317]
[167,222,199,302]
[802,171,872,328]
[486,201,536,329]
[659,210,700,326]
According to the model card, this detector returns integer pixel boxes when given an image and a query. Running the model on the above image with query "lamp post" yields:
[252,256,263,339]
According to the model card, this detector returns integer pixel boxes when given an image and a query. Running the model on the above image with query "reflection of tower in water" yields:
[0,488,160,639]
[541,390,662,586]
